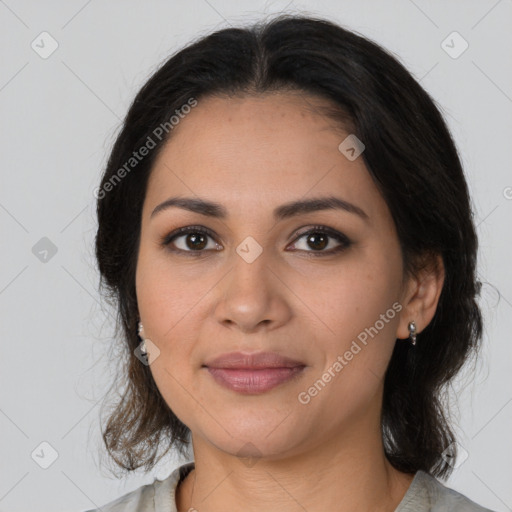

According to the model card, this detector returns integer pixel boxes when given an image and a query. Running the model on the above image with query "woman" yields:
[86,14,495,512]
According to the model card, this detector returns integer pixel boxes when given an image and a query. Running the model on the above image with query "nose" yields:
[213,248,293,334]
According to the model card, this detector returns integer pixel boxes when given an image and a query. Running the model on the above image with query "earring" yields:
[408,321,417,346]
[138,321,147,355]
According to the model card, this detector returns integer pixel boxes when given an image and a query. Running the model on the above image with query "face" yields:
[135,92,415,461]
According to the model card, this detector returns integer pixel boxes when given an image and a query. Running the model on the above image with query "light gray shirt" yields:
[82,461,496,511]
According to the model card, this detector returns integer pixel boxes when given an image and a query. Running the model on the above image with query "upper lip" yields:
[203,351,305,369]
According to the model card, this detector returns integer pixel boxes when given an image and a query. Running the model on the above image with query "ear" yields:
[396,253,445,340]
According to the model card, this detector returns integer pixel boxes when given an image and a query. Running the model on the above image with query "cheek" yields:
[136,259,201,425]
[301,297,400,429]
[136,244,201,332]
[302,253,402,393]
[135,259,199,415]
[299,253,400,338]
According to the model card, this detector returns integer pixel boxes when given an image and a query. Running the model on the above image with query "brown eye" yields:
[182,232,208,251]
[289,226,352,256]
[162,226,221,254]
[305,232,329,251]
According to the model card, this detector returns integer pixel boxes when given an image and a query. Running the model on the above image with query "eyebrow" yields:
[150,195,369,222]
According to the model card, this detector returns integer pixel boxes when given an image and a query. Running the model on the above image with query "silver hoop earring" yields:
[138,321,147,355]
[408,321,417,346]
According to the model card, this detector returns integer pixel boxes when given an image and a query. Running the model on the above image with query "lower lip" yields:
[205,366,305,394]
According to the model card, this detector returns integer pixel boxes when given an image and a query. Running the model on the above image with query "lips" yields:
[202,351,305,370]
[202,352,307,394]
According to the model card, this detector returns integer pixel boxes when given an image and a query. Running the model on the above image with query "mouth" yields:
[202,351,306,394]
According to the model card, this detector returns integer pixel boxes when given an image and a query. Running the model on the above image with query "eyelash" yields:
[160,225,352,258]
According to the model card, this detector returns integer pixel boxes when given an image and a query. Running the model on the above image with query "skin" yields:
[135,91,445,512]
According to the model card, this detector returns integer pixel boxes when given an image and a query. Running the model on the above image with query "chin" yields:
[200,420,306,461]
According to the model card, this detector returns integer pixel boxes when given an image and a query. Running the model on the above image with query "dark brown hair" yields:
[95,14,483,478]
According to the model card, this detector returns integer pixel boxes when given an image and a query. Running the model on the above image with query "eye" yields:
[288,225,352,256]
[161,226,221,255]
[161,225,352,257]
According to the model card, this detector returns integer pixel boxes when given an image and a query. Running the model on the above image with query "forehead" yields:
[144,92,386,223]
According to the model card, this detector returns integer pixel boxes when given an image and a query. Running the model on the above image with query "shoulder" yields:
[80,462,193,512]
[397,470,497,512]
[81,481,155,512]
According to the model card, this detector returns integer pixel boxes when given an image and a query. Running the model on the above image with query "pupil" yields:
[308,233,327,250]
[187,233,207,250]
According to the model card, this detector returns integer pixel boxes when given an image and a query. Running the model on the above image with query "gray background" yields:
[0,1,511,511]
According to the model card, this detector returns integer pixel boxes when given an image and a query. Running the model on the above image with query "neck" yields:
[176,400,414,512]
